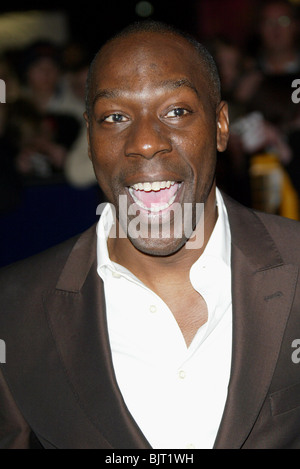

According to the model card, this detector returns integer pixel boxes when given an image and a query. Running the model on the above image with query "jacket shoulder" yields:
[254,211,300,263]
[222,192,300,266]
[0,224,97,305]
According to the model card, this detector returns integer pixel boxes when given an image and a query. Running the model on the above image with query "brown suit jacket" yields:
[1,194,300,449]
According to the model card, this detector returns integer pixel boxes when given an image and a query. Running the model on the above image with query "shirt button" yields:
[178,369,186,379]
[112,271,121,279]
[149,305,157,313]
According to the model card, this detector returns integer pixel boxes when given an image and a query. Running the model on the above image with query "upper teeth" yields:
[131,181,176,192]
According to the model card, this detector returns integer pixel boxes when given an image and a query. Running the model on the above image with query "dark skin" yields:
[85,31,229,346]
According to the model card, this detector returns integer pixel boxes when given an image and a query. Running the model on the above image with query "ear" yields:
[216,101,229,152]
[84,111,92,161]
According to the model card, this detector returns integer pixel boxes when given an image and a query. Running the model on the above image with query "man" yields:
[1,21,300,449]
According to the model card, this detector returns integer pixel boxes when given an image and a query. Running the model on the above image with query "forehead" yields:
[91,32,206,90]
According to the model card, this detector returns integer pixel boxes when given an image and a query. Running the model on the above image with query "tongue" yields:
[134,183,179,208]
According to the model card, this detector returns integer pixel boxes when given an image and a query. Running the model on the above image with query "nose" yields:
[124,115,172,159]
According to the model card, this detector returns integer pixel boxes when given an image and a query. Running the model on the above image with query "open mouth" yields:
[128,180,182,213]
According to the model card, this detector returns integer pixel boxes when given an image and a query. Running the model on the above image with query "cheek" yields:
[90,129,120,168]
[175,126,217,176]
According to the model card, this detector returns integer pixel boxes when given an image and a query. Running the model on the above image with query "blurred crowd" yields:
[0,36,102,265]
[208,0,300,218]
[1,0,300,265]
[0,38,97,215]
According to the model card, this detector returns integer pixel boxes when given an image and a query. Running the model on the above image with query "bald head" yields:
[85,21,221,118]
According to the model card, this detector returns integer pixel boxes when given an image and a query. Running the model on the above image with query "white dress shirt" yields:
[97,188,232,449]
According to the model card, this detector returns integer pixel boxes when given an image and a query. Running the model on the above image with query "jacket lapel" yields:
[43,226,151,449]
[214,196,298,448]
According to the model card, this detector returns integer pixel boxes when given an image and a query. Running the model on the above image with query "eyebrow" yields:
[92,78,200,108]
[158,78,200,97]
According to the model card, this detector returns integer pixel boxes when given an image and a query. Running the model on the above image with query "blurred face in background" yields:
[26,57,60,96]
[259,2,298,52]
[70,66,89,101]
[214,42,242,94]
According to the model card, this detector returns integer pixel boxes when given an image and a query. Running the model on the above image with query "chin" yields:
[128,235,188,258]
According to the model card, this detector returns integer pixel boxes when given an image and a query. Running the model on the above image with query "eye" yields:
[102,113,129,123]
[165,108,191,118]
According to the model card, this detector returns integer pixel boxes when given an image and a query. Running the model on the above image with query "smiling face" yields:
[85,30,229,256]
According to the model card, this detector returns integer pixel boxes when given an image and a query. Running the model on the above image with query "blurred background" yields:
[1,0,300,266]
